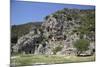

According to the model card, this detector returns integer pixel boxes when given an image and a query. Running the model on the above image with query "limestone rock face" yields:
[13,30,52,54]
[12,8,95,56]
[42,14,81,55]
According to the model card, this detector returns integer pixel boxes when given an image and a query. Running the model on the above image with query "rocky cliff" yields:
[11,8,95,56]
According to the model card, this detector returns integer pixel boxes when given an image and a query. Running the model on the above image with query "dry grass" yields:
[10,54,95,66]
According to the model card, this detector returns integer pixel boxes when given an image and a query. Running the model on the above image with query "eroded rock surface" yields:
[12,8,95,56]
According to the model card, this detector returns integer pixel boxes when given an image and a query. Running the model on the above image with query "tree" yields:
[74,39,90,55]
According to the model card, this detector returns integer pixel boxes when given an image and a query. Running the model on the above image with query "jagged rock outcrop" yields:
[12,8,95,56]
[12,29,52,55]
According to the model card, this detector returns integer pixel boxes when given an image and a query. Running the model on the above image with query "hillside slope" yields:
[11,8,95,56]
[11,22,42,43]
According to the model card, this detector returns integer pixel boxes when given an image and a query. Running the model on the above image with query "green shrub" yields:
[74,39,90,54]
[53,46,63,54]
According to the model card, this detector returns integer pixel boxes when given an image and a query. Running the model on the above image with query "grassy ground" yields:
[10,54,95,66]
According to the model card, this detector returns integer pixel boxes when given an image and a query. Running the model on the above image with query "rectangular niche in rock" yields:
[10,0,95,67]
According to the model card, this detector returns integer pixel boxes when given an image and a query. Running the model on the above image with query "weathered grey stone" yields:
[12,8,95,56]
